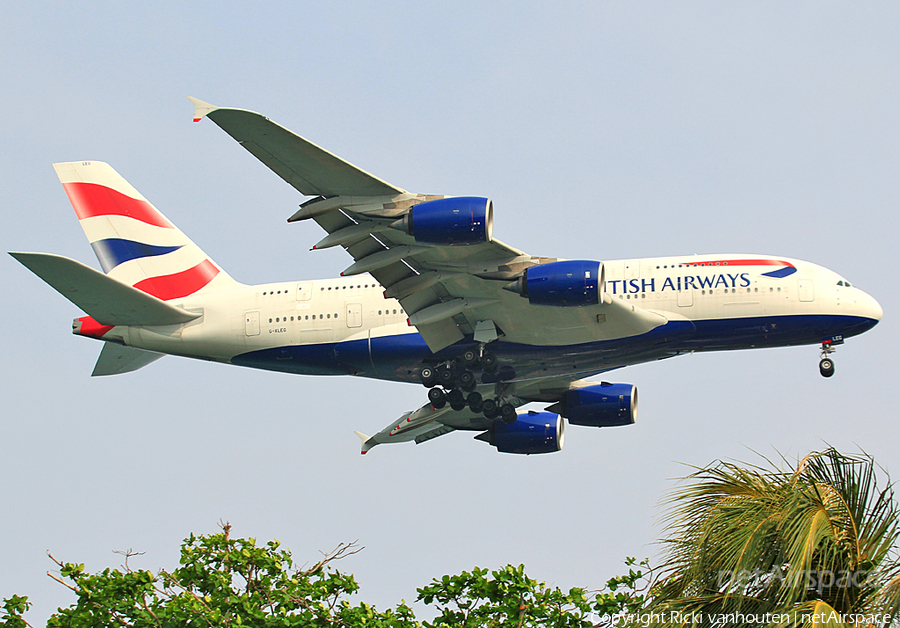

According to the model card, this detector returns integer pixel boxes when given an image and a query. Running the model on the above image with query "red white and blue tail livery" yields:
[11,98,883,454]
[56,161,237,299]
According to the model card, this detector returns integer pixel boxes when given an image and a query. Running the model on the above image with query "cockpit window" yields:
[837,280,853,287]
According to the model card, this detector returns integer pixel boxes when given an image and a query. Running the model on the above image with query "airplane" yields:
[10,98,883,455]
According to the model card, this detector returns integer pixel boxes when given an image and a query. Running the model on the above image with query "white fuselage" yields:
[88,253,882,385]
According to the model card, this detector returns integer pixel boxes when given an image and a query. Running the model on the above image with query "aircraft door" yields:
[798,279,815,302]
[677,289,693,307]
[244,310,260,336]
[346,303,362,328]
[296,282,312,301]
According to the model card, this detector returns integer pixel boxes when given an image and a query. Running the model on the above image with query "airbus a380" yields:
[11,98,882,455]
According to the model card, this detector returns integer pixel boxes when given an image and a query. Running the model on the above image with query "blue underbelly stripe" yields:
[229,313,878,382]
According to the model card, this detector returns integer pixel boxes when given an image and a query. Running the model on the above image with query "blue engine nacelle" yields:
[475,411,564,454]
[562,382,637,427]
[393,197,493,245]
[505,260,605,307]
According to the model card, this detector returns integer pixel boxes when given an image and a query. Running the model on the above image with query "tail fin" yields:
[54,161,239,300]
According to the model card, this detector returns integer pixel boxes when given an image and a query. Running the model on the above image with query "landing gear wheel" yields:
[500,404,517,424]
[457,370,476,391]
[482,398,499,419]
[819,340,838,378]
[467,391,483,413]
[420,366,437,388]
[461,349,479,367]
[438,365,456,387]
[448,389,466,411]
[427,387,447,409]
[480,352,498,373]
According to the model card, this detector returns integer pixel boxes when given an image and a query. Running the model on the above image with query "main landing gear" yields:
[420,348,517,424]
[819,338,840,378]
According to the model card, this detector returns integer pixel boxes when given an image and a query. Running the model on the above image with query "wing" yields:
[354,372,612,454]
[191,98,667,352]
[188,97,403,198]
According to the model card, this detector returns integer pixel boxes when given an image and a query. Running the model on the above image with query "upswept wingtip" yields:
[354,431,376,455]
[187,96,217,122]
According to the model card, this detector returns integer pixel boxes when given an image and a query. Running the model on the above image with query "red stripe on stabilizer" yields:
[74,316,113,338]
[133,259,220,300]
[62,182,173,228]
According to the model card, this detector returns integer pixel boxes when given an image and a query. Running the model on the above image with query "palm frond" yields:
[642,448,900,627]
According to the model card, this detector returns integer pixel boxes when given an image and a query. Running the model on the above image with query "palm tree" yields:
[639,448,900,627]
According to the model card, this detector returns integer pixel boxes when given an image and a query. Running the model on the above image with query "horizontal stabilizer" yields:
[10,252,200,326]
[93,343,164,376]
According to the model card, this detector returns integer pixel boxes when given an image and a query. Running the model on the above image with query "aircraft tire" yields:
[819,358,835,378]
[500,404,517,424]
[447,389,465,406]
[428,387,447,408]
[420,366,437,388]
[458,370,476,391]
[438,366,456,387]
[461,349,479,366]
[480,352,498,373]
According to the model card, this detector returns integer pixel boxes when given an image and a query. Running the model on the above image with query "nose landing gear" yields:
[818,337,841,378]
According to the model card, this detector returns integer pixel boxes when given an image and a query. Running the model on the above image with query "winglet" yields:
[187,96,218,122]
[354,431,377,455]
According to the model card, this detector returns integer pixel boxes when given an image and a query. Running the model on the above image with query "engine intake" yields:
[475,411,564,454]
[560,382,637,427]
[393,197,493,245]
[505,260,605,307]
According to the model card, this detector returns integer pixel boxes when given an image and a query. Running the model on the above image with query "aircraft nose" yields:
[853,289,883,325]
[864,291,883,323]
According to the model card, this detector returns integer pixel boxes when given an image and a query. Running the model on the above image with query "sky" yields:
[2,1,899,623]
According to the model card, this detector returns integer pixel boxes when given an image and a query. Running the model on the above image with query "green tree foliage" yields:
[0,596,31,628]
[4,523,417,628]
[1,523,649,628]
[418,559,649,627]
[641,448,900,627]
